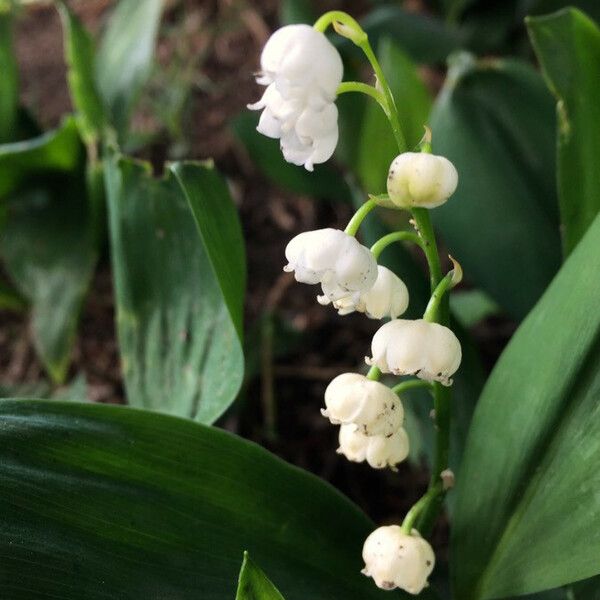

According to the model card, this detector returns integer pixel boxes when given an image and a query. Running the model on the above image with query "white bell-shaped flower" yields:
[337,424,409,470]
[387,152,458,209]
[284,228,377,300]
[367,319,461,386]
[322,373,403,436]
[318,265,409,319]
[249,24,343,171]
[362,526,435,594]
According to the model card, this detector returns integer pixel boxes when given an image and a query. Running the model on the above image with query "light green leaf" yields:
[57,3,107,144]
[430,53,561,320]
[519,0,600,23]
[357,38,432,193]
[527,8,600,255]
[449,289,500,328]
[96,0,163,137]
[451,210,600,598]
[0,117,97,383]
[0,399,400,600]
[231,112,351,202]
[105,154,245,423]
[236,553,286,600]
[0,11,18,143]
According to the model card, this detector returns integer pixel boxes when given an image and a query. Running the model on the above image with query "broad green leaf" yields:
[171,162,246,339]
[357,38,432,193]
[105,155,244,423]
[279,0,314,25]
[231,112,351,202]
[430,53,561,320]
[449,289,500,328]
[0,116,80,197]
[356,6,464,64]
[451,211,600,598]
[96,0,163,137]
[520,0,600,22]
[0,117,97,382]
[236,553,286,600]
[0,399,400,600]
[527,8,600,255]
[0,11,18,143]
[57,3,107,143]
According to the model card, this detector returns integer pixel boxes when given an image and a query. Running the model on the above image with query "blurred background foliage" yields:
[1,0,600,598]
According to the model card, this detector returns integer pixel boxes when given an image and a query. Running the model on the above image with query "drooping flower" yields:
[387,152,458,209]
[318,265,409,319]
[362,526,435,594]
[248,24,343,170]
[337,424,409,470]
[284,228,377,301]
[366,319,461,386]
[322,373,403,436]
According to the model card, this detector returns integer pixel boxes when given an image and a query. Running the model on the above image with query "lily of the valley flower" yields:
[337,423,409,470]
[284,228,378,301]
[366,319,462,385]
[362,526,435,594]
[318,265,409,319]
[322,373,403,436]
[249,24,343,171]
[387,152,458,209]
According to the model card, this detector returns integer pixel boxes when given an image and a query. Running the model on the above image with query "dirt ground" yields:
[0,0,514,559]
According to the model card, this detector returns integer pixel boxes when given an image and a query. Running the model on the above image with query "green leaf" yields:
[356,6,465,64]
[171,162,246,339]
[357,38,432,193]
[430,53,561,320]
[57,3,107,143]
[0,11,19,143]
[105,155,245,423]
[96,0,163,137]
[520,0,600,23]
[231,112,351,202]
[0,117,97,383]
[0,399,398,600]
[451,210,600,598]
[527,8,600,255]
[0,115,81,198]
[236,553,286,600]
[449,289,500,328]
[279,0,314,25]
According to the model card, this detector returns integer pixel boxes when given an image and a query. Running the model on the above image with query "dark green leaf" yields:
[236,552,286,600]
[430,53,561,319]
[527,8,600,255]
[357,6,465,64]
[279,0,314,25]
[96,0,163,137]
[451,211,600,598]
[0,117,97,383]
[105,155,244,423]
[0,11,18,143]
[0,399,399,600]
[0,115,81,197]
[520,0,600,23]
[231,112,351,202]
[357,38,431,193]
[57,3,107,144]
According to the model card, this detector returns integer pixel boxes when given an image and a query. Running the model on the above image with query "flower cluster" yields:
[252,19,462,597]
[248,24,343,171]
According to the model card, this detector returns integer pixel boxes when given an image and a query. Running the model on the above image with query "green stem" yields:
[392,379,433,396]
[337,81,387,113]
[410,207,443,292]
[370,231,424,259]
[401,482,443,534]
[423,269,455,323]
[345,198,377,236]
[366,365,381,381]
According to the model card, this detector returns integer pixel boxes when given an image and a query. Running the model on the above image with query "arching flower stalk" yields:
[251,11,463,595]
